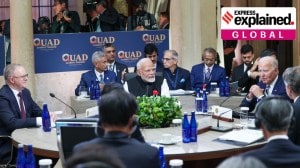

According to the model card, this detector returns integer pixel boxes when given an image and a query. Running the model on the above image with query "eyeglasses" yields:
[13,74,29,79]
[162,58,173,61]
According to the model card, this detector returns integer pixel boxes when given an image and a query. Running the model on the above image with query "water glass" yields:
[240,107,249,129]
[210,82,218,94]
[79,86,88,97]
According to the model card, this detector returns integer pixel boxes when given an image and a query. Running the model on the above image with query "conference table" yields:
[12,95,265,167]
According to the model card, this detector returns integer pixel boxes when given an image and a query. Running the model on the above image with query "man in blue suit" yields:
[283,66,300,146]
[191,47,226,90]
[163,50,191,90]
[103,43,128,84]
[240,56,288,112]
[242,96,300,167]
[0,64,53,163]
[75,51,117,96]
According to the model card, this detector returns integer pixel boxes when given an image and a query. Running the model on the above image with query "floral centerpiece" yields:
[136,95,182,128]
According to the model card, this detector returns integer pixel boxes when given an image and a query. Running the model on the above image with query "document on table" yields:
[169,89,194,96]
[217,129,264,146]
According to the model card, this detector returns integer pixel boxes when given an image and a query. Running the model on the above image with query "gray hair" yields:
[217,156,266,168]
[136,58,151,70]
[254,96,293,132]
[3,64,22,82]
[259,56,278,69]
[92,51,106,64]
[202,47,217,59]
[164,49,178,61]
[283,66,300,95]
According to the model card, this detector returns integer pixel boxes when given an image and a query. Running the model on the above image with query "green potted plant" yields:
[136,96,182,128]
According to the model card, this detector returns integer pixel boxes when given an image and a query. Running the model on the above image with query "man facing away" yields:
[0,64,55,163]
[241,96,300,168]
[283,66,300,145]
[73,89,160,168]
[103,43,128,84]
[75,51,117,96]
[163,50,191,90]
[240,56,288,112]
[124,58,169,97]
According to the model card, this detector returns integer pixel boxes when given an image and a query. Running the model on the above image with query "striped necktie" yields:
[265,85,270,95]
[18,92,26,119]
[205,68,211,79]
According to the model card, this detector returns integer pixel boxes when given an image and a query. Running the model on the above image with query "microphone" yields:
[210,106,240,132]
[49,93,77,118]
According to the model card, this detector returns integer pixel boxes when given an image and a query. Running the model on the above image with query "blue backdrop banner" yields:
[34,30,169,73]
[0,36,5,75]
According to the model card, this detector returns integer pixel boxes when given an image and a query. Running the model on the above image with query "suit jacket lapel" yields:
[5,86,21,117]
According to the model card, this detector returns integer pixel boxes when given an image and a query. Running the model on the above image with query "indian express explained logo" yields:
[221,7,296,40]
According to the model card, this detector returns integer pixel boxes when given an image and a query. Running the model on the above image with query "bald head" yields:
[258,56,279,85]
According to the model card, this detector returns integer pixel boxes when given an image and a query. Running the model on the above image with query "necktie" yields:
[99,74,104,83]
[265,85,270,95]
[205,68,211,79]
[109,64,114,71]
[18,92,26,119]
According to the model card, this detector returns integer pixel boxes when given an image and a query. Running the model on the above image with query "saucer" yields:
[158,139,177,145]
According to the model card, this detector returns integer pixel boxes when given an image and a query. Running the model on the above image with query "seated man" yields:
[74,89,160,168]
[231,44,255,93]
[241,96,300,167]
[75,51,116,96]
[134,43,164,73]
[103,43,128,83]
[0,64,55,163]
[124,58,169,97]
[163,50,191,90]
[52,0,81,33]
[191,47,226,90]
[283,66,300,145]
[240,56,288,112]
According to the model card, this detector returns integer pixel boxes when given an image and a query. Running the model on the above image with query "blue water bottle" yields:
[219,80,225,97]
[158,146,167,168]
[16,144,25,168]
[94,81,101,99]
[182,112,190,143]
[190,111,197,142]
[89,80,95,100]
[26,144,36,168]
[202,89,208,113]
[42,103,51,132]
[224,76,230,97]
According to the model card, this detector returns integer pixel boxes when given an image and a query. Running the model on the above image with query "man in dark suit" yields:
[0,64,52,163]
[241,56,288,112]
[85,0,120,32]
[75,51,117,96]
[52,0,81,33]
[231,44,255,93]
[158,12,169,29]
[163,50,191,90]
[74,89,160,168]
[241,96,300,168]
[191,47,226,90]
[124,58,169,97]
[103,43,128,83]
[283,66,300,145]
[134,43,164,73]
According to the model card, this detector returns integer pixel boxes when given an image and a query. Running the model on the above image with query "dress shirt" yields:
[267,135,289,142]
[294,96,300,103]
[94,69,104,82]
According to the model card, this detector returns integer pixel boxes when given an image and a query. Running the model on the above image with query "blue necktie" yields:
[205,68,211,79]
[265,85,270,95]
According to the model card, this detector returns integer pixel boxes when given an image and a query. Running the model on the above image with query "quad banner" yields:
[34,30,169,73]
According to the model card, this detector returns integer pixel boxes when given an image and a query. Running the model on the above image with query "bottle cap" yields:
[172,119,182,124]
[240,107,249,111]
[169,159,183,166]
[39,159,52,166]
[18,144,24,148]
[211,82,217,85]
[183,112,188,115]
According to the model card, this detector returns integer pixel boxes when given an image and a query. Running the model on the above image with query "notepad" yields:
[217,129,263,146]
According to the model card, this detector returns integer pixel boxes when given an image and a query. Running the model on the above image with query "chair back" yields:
[55,118,99,165]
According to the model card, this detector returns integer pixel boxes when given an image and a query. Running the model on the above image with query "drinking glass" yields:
[240,107,249,129]
[78,86,88,97]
